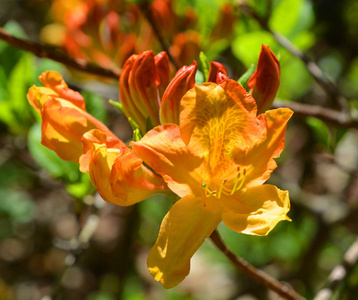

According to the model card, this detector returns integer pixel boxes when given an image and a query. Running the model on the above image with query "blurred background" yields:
[1,0,358,299]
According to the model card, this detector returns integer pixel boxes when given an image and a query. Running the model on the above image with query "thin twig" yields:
[0,27,121,80]
[138,1,180,70]
[314,237,358,300]
[210,230,305,300]
[238,4,349,112]
[273,100,358,129]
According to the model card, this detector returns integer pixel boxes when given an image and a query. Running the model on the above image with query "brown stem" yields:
[0,27,121,80]
[139,1,180,70]
[239,5,349,112]
[273,100,358,129]
[210,230,305,300]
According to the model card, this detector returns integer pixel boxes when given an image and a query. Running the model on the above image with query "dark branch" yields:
[138,1,181,70]
[210,230,305,300]
[273,100,358,129]
[0,27,121,80]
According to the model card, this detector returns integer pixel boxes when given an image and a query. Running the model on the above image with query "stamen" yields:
[218,178,227,199]
[235,168,247,192]
[202,183,215,197]
[230,166,246,195]
[230,166,241,195]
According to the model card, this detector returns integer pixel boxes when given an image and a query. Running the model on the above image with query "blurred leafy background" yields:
[1,0,358,299]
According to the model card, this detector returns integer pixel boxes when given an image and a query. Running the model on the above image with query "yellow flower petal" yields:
[148,195,221,288]
[132,124,206,197]
[221,184,290,236]
[233,107,293,187]
[82,129,166,206]
[180,80,258,177]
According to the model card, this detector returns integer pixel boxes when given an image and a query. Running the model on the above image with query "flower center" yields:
[202,166,246,199]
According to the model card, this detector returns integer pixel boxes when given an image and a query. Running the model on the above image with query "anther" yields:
[230,166,247,195]
[218,178,227,199]
[202,183,215,197]
[235,168,247,192]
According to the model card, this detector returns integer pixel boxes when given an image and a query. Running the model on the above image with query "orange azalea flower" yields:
[119,50,198,133]
[248,45,281,114]
[119,51,229,133]
[132,79,293,288]
[28,71,168,204]
[80,129,168,206]
[27,71,114,163]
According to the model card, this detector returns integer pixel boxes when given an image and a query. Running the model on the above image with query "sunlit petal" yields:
[222,184,290,236]
[132,124,205,197]
[148,195,221,288]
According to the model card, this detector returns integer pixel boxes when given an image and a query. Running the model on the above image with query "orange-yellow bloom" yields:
[80,129,168,206]
[248,44,281,114]
[28,70,168,205]
[27,71,114,163]
[119,50,198,133]
[132,79,293,288]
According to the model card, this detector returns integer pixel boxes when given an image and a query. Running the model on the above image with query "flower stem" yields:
[209,229,305,300]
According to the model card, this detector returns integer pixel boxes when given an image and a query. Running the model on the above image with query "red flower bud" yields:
[208,61,228,84]
[248,45,280,114]
[160,62,197,125]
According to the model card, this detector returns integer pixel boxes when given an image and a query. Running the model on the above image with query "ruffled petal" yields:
[41,99,112,163]
[222,184,290,236]
[111,150,169,205]
[234,107,293,187]
[82,129,166,206]
[180,80,258,177]
[131,124,206,197]
[148,195,221,288]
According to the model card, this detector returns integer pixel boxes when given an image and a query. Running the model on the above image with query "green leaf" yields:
[306,117,331,148]
[195,69,204,85]
[27,123,81,182]
[82,90,107,123]
[66,173,93,199]
[238,64,256,91]
[132,128,142,142]
[232,31,275,67]
[0,189,34,224]
[109,99,124,114]
[269,0,314,37]
[199,51,210,81]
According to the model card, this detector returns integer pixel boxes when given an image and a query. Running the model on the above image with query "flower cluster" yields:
[27,45,292,288]
[40,0,236,68]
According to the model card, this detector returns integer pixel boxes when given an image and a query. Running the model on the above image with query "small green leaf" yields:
[27,123,81,182]
[199,51,210,81]
[238,64,256,91]
[132,128,142,142]
[82,90,107,123]
[109,99,124,114]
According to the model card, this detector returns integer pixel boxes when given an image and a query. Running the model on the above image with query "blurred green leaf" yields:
[66,173,92,199]
[195,69,204,85]
[306,117,332,148]
[0,189,34,224]
[269,0,314,36]
[27,123,81,182]
[82,90,107,123]
[232,31,275,67]
[87,292,114,300]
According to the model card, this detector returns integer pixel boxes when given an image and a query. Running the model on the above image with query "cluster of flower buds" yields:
[27,43,284,289]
